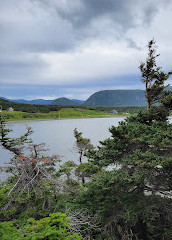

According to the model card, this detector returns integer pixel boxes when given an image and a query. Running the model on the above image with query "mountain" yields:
[10,99,52,105]
[83,90,147,106]
[72,99,84,105]
[84,86,172,106]
[51,97,80,106]
[6,98,83,105]
[1,86,171,107]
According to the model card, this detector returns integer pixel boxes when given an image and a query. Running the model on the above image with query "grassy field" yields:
[0,108,128,121]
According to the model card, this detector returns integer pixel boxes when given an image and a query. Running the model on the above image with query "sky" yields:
[0,0,172,100]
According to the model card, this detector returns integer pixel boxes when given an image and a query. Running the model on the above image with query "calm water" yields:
[1,116,172,167]
[0,117,126,166]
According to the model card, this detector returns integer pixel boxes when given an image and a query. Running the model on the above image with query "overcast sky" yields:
[0,0,172,100]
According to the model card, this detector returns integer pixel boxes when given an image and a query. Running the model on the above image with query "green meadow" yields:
[1,108,128,121]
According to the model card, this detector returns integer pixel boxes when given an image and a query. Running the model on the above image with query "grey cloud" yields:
[0,0,167,57]
[76,0,133,28]
[0,0,80,85]
[126,38,141,50]
[31,0,164,46]
[0,0,172,97]
[38,1,158,28]
[1,3,78,56]
[0,56,46,82]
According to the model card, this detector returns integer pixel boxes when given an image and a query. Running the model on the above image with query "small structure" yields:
[6,107,14,112]
[110,109,118,114]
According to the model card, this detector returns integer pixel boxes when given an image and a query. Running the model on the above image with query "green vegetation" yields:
[0,213,82,240]
[0,96,148,112]
[139,39,172,109]
[51,97,80,106]
[0,96,151,119]
[0,108,128,121]
[83,87,172,107]
[0,40,172,239]
[0,98,61,113]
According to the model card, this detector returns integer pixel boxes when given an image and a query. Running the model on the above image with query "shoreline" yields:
[6,115,127,124]
[5,115,172,124]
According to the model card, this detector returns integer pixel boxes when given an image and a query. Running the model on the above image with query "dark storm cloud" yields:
[35,0,160,37]
[0,0,170,55]
[68,0,137,28]
[0,0,167,56]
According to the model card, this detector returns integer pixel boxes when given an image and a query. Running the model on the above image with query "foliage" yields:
[77,169,172,239]
[78,111,172,239]
[74,128,95,184]
[0,97,61,113]
[160,90,172,110]
[0,213,82,240]
[0,114,33,155]
[74,128,94,164]
[0,97,153,117]
[0,118,63,222]
[0,221,21,240]
[139,39,172,109]
[21,212,82,239]
[75,162,100,181]
[58,161,77,182]
[75,39,172,239]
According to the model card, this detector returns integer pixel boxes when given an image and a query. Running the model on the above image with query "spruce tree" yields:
[139,39,171,109]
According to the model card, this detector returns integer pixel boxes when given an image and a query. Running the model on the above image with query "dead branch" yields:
[66,207,101,240]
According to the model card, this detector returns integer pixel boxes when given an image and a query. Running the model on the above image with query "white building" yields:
[6,107,14,112]
[110,109,118,114]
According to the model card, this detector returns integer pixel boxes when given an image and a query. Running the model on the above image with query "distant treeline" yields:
[88,106,147,114]
[0,98,147,113]
[0,98,60,113]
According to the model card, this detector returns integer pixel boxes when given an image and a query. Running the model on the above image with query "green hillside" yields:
[83,90,147,106]
[51,97,79,106]
[0,98,60,113]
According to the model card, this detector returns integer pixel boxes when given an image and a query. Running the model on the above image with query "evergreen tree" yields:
[139,39,171,109]
[76,40,172,239]
[74,128,95,184]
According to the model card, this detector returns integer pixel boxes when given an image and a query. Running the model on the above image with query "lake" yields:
[1,116,172,167]
[0,117,126,166]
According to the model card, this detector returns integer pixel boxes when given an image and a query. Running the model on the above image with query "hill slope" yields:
[83,90,147,106]
[51,97,79,106]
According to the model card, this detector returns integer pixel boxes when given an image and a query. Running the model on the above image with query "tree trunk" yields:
[79,151,83,164]
[81,176,85,184]
[147,100,151,110]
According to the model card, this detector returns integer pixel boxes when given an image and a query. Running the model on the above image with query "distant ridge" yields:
[11,99,52,105]
[1,98,83,105]
[51,97,80,106]
[72,99,83,105]
[83,90,147,106]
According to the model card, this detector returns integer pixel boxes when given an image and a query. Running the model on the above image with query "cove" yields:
[0,117,126,166]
